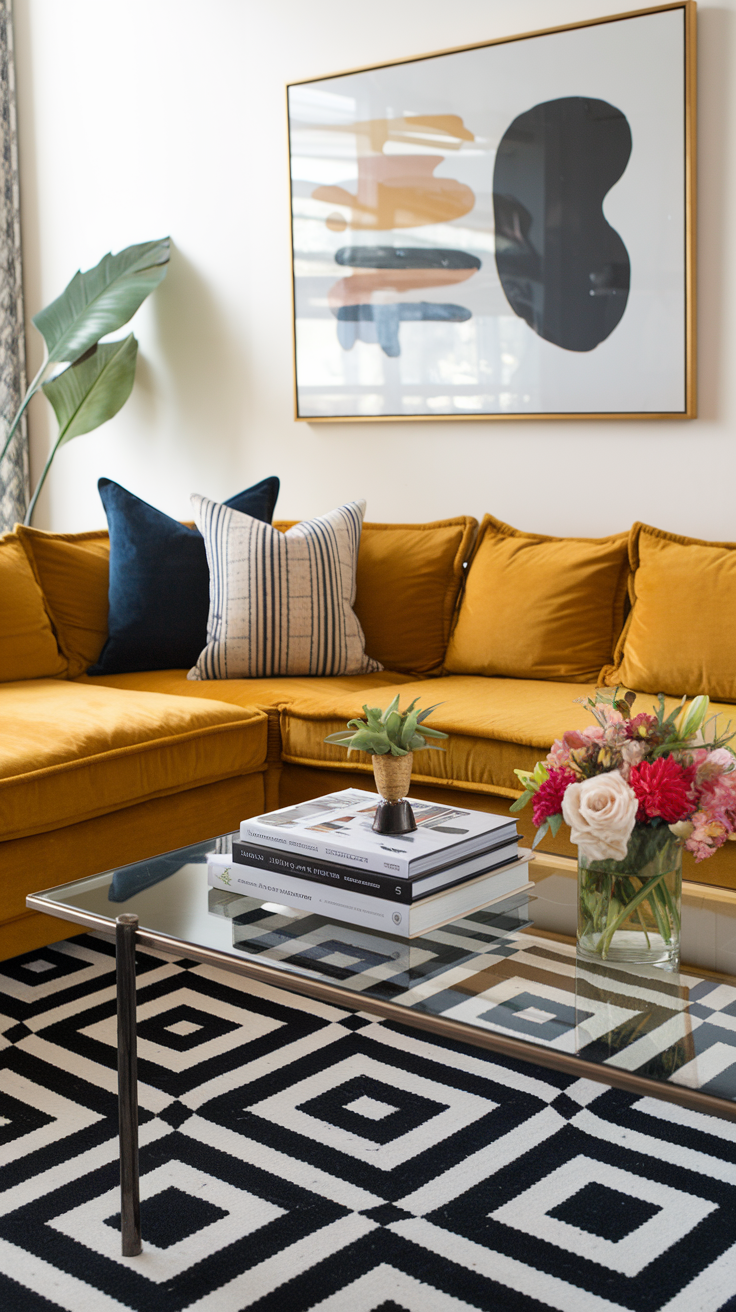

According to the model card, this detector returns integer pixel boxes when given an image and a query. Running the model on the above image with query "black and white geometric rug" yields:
[2,934,736,1312]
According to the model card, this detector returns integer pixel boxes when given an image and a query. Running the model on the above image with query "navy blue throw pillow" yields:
[89,476,279,674]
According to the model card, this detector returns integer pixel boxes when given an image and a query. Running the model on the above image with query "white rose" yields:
[562,771,638,862]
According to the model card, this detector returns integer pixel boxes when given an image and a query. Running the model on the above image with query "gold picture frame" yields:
[287,2,696,422]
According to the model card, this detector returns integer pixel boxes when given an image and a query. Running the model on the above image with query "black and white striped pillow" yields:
[188,496,381,679]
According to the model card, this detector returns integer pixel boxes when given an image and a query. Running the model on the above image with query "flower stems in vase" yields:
[577,826,682,966]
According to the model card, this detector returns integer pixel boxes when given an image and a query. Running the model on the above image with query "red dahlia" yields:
[629,755,695,823]
[533,767,577,828]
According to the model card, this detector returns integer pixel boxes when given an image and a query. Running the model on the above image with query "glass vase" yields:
[577,824,682,968]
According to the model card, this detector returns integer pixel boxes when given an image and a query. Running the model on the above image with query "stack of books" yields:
[207,788,533,938]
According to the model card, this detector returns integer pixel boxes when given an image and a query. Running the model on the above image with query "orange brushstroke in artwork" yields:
[321,114,475,154]
[327,267,478,309]
[313,156,475,230]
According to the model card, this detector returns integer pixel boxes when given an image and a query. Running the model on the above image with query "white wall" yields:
[12,0,736,538]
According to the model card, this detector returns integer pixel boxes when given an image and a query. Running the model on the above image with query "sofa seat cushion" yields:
[280,676,598,796]
[280,677,736,800]
[75,668,416,708]
[0,680,268,842]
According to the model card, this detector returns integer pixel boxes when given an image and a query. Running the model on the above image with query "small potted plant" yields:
[324,694,448,833]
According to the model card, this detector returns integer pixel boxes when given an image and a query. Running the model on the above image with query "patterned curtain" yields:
[0,0,26,531]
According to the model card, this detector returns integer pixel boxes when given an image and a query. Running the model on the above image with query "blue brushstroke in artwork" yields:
[493,96,632,352]
[334,302,471,357]
[335,247,481,270]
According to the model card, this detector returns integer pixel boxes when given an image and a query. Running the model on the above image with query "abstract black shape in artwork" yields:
[334,302,472,357]
[493,97,632,352]
[335,247,481,271]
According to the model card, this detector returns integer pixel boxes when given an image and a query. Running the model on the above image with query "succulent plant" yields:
[324,694,448,757]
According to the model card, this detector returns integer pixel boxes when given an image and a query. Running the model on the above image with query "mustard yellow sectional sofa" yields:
[2,512,735,961]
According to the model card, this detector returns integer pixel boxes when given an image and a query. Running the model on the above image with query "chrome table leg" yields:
[116,913,141,1256]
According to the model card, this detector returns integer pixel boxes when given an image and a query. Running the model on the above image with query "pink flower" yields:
[582,726,606,743]
[683,772,736,860]
[547,727,606,771]
[692,747,735,785]
[624,712,658,740]
[629,756,696,824]
[533,767,577,828]
[685,814,730,861]
[620,740,647,780]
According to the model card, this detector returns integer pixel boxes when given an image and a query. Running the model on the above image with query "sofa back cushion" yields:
[274,516,477,674]
[190,497,381,679]
[20,513,477,679]
[0,532,68,681]
[444,514,629,682]
[90,476,280,675]
[603,522,736,701]
[16,526,110,678]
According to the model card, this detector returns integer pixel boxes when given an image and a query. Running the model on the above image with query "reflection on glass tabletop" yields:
[27,832,736,1111]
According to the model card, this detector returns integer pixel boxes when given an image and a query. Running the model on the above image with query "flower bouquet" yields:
[512,691,736,966]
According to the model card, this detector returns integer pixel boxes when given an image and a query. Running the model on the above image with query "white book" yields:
[208,850,533,939]
[240,788,517,878]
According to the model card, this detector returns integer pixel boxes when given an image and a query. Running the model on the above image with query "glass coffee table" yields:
[27,834,736,1256]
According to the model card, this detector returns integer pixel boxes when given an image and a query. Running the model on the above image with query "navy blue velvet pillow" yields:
[89,476,279,674]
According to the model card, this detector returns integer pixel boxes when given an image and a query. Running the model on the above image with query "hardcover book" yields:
[240,789,517,878]
[232,836,519,903]
[207,850,532,938]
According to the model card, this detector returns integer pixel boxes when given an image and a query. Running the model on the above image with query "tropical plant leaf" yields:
[33,237,170,366]
[41,335,138,445]
[399,711,419,747]
[384,710,401,740]
[380,694,401,724]
[416,703,443,724]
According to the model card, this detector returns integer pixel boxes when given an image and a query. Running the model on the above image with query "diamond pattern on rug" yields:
[0,933,736,1311]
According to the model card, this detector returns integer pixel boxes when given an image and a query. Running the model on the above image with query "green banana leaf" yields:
[42,335,139,443]
[33,237,170,366]
[24,336,138,524]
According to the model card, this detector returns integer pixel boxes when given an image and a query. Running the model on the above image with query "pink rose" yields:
[693,748,735,784]
[562,771,638,862]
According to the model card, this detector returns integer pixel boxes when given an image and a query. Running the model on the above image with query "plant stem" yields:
[635,906,651,948]
[24,436,61,526]
[0,355,49,466]
[597,872,669,958]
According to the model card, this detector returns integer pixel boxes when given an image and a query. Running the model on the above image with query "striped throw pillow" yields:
[188,496,382,679]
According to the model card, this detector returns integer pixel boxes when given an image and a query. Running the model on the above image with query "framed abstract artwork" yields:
[287,2,695,421]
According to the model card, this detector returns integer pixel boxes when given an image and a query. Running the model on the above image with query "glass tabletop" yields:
[26,833,736,1118]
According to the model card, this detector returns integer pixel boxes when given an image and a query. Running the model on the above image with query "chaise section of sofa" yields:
[0,679,272,958]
